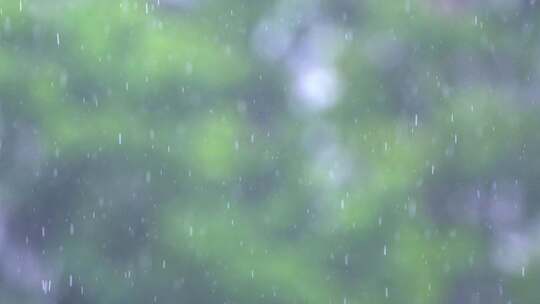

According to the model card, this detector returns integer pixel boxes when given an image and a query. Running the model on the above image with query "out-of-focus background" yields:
[1,0,540,303]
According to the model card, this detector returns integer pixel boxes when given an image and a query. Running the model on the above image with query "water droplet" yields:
[145,171,151,183]
[41,279,52,294]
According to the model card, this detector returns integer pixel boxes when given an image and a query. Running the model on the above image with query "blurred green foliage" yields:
[1,0,540,303]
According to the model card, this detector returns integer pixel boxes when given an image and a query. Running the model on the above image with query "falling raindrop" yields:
[41,280,46,294]
[145,171,152,183]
